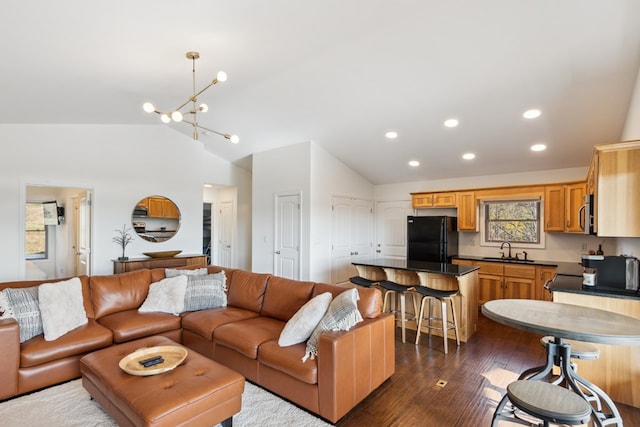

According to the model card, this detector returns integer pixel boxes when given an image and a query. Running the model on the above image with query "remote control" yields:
[141,357,164,368]
[138,355,163,366]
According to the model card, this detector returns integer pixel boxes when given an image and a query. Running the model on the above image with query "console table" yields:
[112,254,207,274]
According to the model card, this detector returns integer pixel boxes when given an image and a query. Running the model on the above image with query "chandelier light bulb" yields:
[160,114,170,123]
[171,111,183,122]
[143,102,155,113]
[216,71,228,82]
[230,134,240,144]
[199,103,209,112]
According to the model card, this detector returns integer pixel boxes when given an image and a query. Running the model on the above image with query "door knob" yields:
[275,250,281,254]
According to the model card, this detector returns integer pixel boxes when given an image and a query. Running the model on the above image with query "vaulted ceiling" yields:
[2,1,639,184]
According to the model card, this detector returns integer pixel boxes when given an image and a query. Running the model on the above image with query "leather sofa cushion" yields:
[226,270,270,313]
[258,340,317,385]
[261,277,315,321]
[97,309,181,343]
[181,307,259,340]
[312,283,382,319]
[215,316,284,359]
[90,270,152,319]
[20,319,112,368]
[1,276,95,319]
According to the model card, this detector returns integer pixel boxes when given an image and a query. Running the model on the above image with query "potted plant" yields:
[113,224,134,260]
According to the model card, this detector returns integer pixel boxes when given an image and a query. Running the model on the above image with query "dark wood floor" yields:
[336,313,640,426]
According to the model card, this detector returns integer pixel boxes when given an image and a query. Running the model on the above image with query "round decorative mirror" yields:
[131,196,181,242]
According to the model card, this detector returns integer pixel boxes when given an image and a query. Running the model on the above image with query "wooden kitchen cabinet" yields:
[411,192,457,208]
[456,191,477,231]
[543,182,586,233]
[590,140,640,237]
[146,197,180,219]
[503,264,536,300]
[536,266,557,301]
[458,260,539,305]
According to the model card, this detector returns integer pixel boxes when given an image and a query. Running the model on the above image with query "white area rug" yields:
[0,379,332,427]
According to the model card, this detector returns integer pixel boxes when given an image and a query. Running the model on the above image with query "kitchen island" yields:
[352,258,479,342]
[550,277,640,409]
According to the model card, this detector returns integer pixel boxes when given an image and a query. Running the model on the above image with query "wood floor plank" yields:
[336,312,640,426]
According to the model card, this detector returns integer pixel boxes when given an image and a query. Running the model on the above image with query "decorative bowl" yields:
[119,345,188,376]
[142,250,182,258]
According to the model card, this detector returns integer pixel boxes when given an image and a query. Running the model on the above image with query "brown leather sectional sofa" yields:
[0,265,395,423]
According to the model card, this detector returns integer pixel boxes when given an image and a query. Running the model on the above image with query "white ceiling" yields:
[2,1,640,185]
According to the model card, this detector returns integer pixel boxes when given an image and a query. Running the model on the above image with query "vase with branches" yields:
[113,224,134,260]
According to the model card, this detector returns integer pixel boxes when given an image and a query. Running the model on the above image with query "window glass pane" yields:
[484,200,540,244]
[25,203,47,259]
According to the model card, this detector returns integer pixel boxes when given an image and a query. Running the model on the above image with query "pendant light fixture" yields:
[143,51,239,143]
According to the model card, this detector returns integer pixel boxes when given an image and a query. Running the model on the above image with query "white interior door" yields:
[376,200,413,259]
[331,196,373,284]
[75,191,92,276]
[274,193,300,279]
[217,201,233,267]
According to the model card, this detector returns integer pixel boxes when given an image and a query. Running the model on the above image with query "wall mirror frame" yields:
[132,196,181,242]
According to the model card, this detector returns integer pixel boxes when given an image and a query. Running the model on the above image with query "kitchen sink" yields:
[481,257,535,263]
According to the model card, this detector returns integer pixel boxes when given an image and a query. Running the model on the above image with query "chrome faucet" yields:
[500,241,512,259]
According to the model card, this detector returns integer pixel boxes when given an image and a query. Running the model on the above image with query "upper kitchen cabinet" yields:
[411,192,457,208]
[543,182,586,233]
[457,191,477,231]
[590,140,640,237]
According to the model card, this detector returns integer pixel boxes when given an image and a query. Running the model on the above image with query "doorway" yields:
[274,192,301,280]
[24,185,93,280]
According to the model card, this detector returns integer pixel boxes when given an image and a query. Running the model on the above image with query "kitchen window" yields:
[482,199,542,245]
[25,202,49,259]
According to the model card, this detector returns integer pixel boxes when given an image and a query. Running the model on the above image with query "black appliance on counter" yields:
[581,255,640,293]
[407,216,458,263]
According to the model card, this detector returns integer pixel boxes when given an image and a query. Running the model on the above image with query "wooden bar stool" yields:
[414,286,460,354]
[492,380,592,426]
[380,280,419,343]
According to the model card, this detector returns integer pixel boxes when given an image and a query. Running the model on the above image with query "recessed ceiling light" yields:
[408,160,420,167]
[531,143,547,152]
[462,153,476,160]
[523,109,541,119]
[444,118,459,128]
[385,131,398,139]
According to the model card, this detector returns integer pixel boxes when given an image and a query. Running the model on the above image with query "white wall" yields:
[0,124,251,281]
[252,142,312,276]
[309,142,374,282]
[251,141,374,282]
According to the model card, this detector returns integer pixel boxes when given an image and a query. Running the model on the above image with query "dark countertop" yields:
[352,258,479,277]
[551,274,640,300]
[452,256,584,275]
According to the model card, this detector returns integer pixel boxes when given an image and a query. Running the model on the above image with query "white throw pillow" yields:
[139,275,188,315]
[302,288,363,362]
[39,277,88,341]
[278,292,332,347]
[165,268,208,278]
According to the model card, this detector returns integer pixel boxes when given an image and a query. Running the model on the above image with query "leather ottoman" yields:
[80,336,244,427]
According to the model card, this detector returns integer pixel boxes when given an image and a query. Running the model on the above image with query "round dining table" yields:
[482,299,640,427]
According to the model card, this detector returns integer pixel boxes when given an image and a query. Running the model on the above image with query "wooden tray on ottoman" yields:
[119,345,188,376]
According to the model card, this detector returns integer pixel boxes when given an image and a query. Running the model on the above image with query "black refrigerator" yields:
[407,216,458,263]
